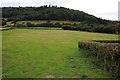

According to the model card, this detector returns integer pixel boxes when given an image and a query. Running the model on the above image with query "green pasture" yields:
[2,29,118,78]
[17,20,80,24]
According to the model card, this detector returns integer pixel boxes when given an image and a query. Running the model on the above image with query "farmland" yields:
[16,20,80,24]
[2,29,118,78]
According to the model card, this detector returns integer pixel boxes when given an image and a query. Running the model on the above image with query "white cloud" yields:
[0,0,119,20]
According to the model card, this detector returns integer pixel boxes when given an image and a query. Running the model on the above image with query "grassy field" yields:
[2,29,118,78]
[17,20,80,24]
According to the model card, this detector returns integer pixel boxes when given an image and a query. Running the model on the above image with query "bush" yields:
[78,40,120,78]
[26,22,34,27]
[62,22,119,34]
[15,23,27,28]
[54,23,62,28]
[62,25,76,30]
[26,22,62,28]
[4,24,14,27]
[2,20,7,26]
[80,74,88,78]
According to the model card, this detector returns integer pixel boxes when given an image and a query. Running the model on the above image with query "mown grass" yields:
[2,29,118,78]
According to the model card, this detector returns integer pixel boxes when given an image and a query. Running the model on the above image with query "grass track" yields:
[2,29,118,78]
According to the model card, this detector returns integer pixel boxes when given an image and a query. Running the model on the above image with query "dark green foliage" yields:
[2,6,111,24]
[2,20,6,26]
[2,6,119,34]
[62,25,76,30]
[25,22,62,28]
[54,22,62,27]
[78,40,120,78]
[15,23,26,28]
[80,74,88,78]
[62,22,119,34]
[2,19,7,26]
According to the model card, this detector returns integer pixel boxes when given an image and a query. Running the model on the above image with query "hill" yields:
[2,5,112,24]
[1,5,119,34]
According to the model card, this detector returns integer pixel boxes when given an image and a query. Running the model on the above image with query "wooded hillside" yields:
[2,5,112,24]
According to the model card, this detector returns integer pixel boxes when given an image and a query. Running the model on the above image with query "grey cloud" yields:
[95,12,118,20]
[0,0,72,7]
[118,1,120,21]
[96,12,117,16]
[0,2,22,7]
[43,0,71,5]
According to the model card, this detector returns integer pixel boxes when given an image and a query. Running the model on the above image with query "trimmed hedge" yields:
[78,40,120,77]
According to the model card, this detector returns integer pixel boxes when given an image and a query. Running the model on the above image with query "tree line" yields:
[2,5,111,24]
[2,5,119,34]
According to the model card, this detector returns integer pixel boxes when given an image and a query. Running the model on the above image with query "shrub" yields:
[26,22,34,27]
[26,22,62,28]
[80,74,88,78]
[78,40,120,77]
[2,20,7,26]
[54,23,62,28]
[4,24,14,27]
[62,22,119,34]
[15,23,26,28]
[62,25,76,30]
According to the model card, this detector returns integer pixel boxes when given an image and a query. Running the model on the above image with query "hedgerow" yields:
[78,40,120,77]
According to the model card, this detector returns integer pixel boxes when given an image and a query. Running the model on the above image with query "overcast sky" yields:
[0,0,119,21]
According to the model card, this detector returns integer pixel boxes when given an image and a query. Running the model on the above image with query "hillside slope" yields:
[2,5,111,24]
